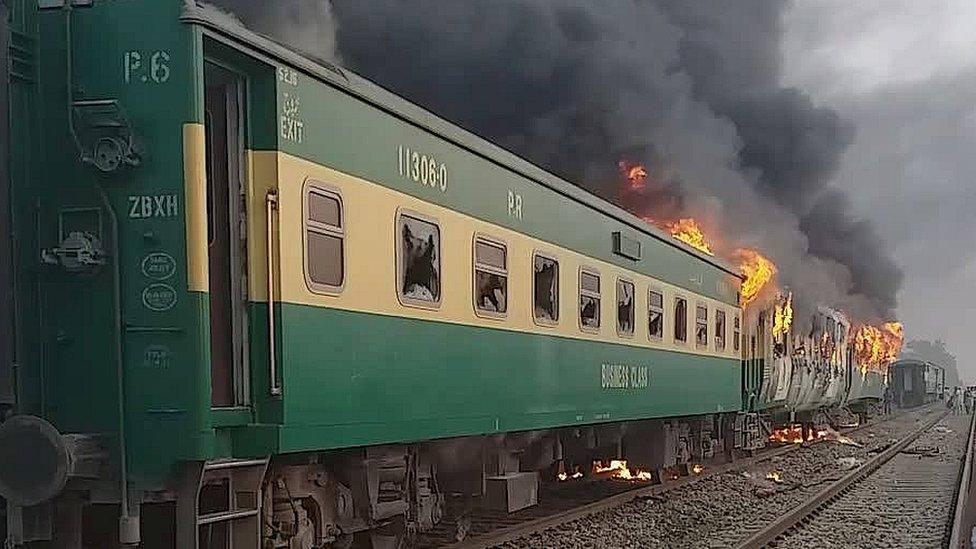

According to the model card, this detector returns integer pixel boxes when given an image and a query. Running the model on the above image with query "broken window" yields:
[616,279,635,335]
[579,269,601,330]
[715,309,726,350]
[533,254,559,323]
[305,186,344,290]
[696,305,708,347]
[734,315,741,352]
[648,289,664,339]
[474,237,507,315]
[674,297,688,342]
[397,214,441,305]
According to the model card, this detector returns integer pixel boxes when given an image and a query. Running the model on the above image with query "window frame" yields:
[532,251,560,327]
[673,295,689,344]
[472,234,508,320]
[578,266,602,333]
[695,303,709,349]
[395,209,443,310]
[303,181,346,295]
[647,288,665,341]
[715,309,727,351]
[733,314,741,352]
[615,277,636,338]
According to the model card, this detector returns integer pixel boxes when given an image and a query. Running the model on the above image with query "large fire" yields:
[854,322,904,374]
[593,460,654,481]
[667,218,714,256]
[735,248,777,307]
[772,292,794,338]
[619,161,903,339]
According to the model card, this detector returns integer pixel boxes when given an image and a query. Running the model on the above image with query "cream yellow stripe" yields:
[183,123,209,292]
[249,151,742,360]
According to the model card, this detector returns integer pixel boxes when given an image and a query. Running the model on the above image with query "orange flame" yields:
[691,464,704,475]
[772,292,793,338]
[619,161,648,189]
[854,322,904,374]
[593,460,654,481]
[769,424,806,444]
[765,471,783,483]
[735,248,777,308]
[667,218,714,255]
[770,424,861,446]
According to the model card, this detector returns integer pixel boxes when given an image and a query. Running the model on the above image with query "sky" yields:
[781,0,976,381]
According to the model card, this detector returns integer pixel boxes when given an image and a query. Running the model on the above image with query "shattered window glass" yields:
[617,279,634,335]
[716,309,726,350]
[398,214,440,304]
[580,270,601,329]
[648,290,664,339]
[734,315,741,352]
[474,238,507,314]
[674,298,688,342]
[696,305,709,347]
[534,255,559,323]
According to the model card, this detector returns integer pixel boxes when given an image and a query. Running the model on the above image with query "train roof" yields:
[890,359,944,372]
[182,2,743,280]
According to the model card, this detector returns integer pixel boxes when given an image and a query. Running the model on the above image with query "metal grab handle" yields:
[266,190,282,396]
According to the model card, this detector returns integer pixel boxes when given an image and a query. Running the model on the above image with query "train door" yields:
[204,62,249,409]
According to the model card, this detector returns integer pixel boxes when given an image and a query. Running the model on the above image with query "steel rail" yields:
[948,410,976,548]
[444,408,929,549]
[733,410,950,549]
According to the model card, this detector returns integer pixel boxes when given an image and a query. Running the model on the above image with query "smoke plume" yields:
[210,0,902,321]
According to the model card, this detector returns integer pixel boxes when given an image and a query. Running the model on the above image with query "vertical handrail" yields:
[266,190,281,396]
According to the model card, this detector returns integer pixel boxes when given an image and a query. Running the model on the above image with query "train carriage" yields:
[0,2,754,546]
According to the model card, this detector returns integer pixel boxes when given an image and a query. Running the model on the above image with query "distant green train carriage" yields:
[0,2,883,547]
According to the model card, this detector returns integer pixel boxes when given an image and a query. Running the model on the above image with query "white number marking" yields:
[396,145,448,192]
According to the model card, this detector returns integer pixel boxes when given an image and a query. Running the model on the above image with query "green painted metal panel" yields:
[270,73,739,305]
[19,1,210,484]
[275,304,740,453]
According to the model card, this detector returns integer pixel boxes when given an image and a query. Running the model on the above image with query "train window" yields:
[533,254,559,324]
[616,278,635,336]
[648,289,664,339]
[474,237,507,316]
[696,305,709,347]
[734,315,741,352]
[305,186,344,292]
[579,269,601,330]
[397,213,441,306]
[716,310,726,350]
[674,297,688,342]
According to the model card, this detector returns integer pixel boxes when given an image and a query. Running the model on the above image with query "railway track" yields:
[735,410,973,549]
[414,406,940,548]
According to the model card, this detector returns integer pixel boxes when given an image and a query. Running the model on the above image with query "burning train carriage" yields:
[745,291,897,425]
[748,297,852,420]
[0,2,756,546]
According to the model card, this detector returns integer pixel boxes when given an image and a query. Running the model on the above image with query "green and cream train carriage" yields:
[0,1,759,547]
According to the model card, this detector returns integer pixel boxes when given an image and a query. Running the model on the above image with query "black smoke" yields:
[207,0,903,319]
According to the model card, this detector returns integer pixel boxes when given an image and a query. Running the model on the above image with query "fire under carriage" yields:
[0,2,896,547]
